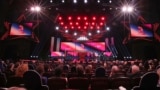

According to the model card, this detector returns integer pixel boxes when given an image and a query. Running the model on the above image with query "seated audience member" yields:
[127,65,142,78]
[7,64,28,87]
[0,69,7,87]
[67,66,77,78]
[4,63,15,79]
[76,64,85,77]
[132,72,160,90]
[54,66,63,77]
[23,70,49,90]
[109,65,120,78]
[156,65,160,87]
[36,63,48,85]
[70,66,77,73]
[85,65,93,74]
[28,64,35,70]
[95,67,106,77]
[62,65,69,77]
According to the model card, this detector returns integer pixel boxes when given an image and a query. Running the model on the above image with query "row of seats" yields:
[48,77,141,90]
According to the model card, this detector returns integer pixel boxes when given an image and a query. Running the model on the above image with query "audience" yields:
[54,66,63,77]
[156,65,160,87]
[109,65,120,78]
[132,72,160,90]
[127,65,142,78]
[7,63,28,87]
[76,64,85,77]
[23,70,49,90]
[95,67,106,77]
[36,63,48,85]
[0,58,160,90]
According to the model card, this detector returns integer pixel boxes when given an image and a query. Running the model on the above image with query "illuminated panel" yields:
[57,15,106,31]
[60,42,86,51]
[60,42,76,51]
[51,52,64,57]
[85,42,106,51]
[67,51,78,56]
[60,42,106,52]
[130,24,153,38]
[103,52,112,57]
[10,23,33,36]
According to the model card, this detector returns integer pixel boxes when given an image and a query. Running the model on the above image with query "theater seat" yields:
[110,77,131,90]
[48,77,67,90]
[68,77,89,90]
[90,77,110,90]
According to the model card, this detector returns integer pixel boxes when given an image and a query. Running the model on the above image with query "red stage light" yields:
[77,16,81,20]
[56,15,107,41]
[58,16,62,20]
[100,22,103,26]
[60,22,64,25]
[76,22,79,25]
[78,26,81,29]
[69,22,73,25]
[92,22,95,25]
[90,26,93,29]
[84,26,87,29]
[85,22,89,25]
[97,26,100,29]
[84,16,87,20]
[101,17,105,21]
[71,26,74,29]
[92,16,96,20]
[68,16,72,20]
[64,26,68,29]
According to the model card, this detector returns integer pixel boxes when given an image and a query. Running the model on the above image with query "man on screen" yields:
[18,24,24,34]
[138,26,145,35]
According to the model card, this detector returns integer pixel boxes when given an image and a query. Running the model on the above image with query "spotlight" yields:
[65,30,69,33]
[30,6,41,12]
[50,0,53,3]
[84,0,88,4]
[88,32,92,36]
[121,5,134,13]
[55,26,59,30]
[62,0,65,3]
[74,32,77,36]
[73,0,77,4]
[106,27,110,31]
[97,30,100,33]
[97,0,100,3]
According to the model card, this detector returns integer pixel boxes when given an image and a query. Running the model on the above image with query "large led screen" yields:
[51,51,64,57]
[10,23,33,36]
[60,42,106,52]
[130,24,153,38]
